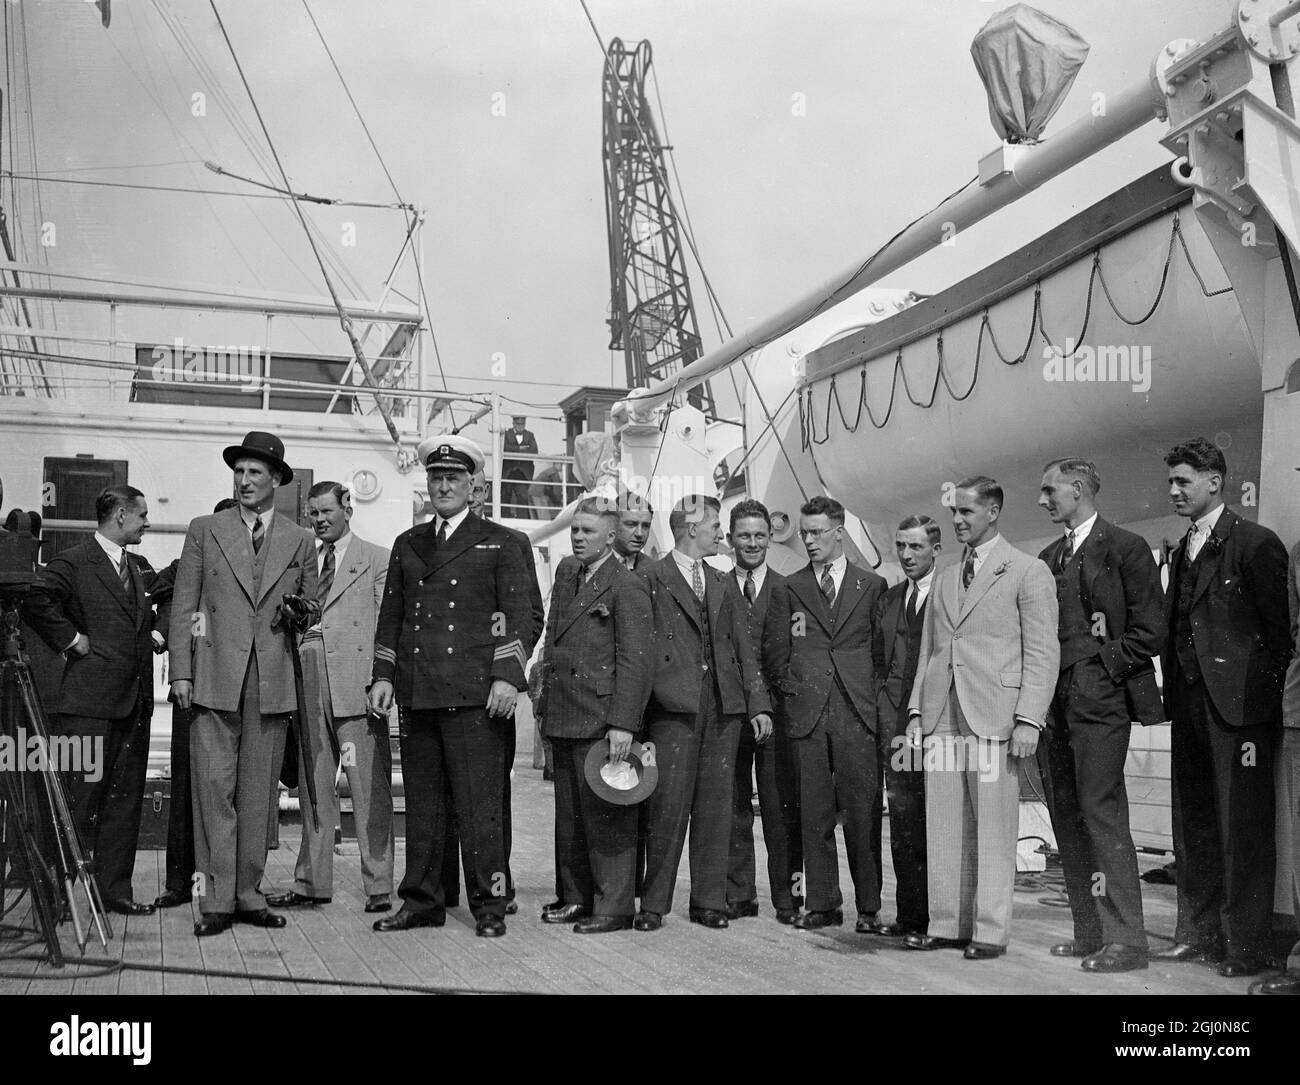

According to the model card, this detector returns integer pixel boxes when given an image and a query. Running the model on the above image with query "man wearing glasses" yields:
[764,496,887,931]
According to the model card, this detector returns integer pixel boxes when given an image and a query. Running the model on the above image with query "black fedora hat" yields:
[223,430,293,483]
[583,738,658,806]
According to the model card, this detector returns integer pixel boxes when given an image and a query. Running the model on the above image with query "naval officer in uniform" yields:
[369,435,534,937]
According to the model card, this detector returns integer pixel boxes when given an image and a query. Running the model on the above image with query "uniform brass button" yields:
[450,579,458,586]
[447,647,454,654]
[414,647,420,654]
[413,625,420,631]
[419,579,425,586]
[448,624,455,631]
[449,602,455,608]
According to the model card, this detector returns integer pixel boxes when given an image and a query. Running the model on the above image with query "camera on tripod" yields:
[0,509,41,596]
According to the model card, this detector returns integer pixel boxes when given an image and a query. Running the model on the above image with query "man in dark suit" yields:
[724,498,802,925]
[765,496,886,932]
[1036,458,1166,973]
[24,485,159,916]
[608,493,653,575]
[1154,438,1290,977]
[170,432,319,937]
[869,515,940,938]
[1260,528,1300,995]
[148,497,239,909]
[369,435,533,938]
[501,415,539,518]
[636,494,771,931]
[536,498,653,933]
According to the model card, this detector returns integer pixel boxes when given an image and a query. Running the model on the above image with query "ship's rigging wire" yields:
[207,0,401,446]
[150,0,368,301]
[0,170,406,209]
[298,0,455,426]
[797,213,1234,446]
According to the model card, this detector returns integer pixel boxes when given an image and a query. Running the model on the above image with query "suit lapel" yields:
[832,564,871,633]
[89,543,134,619]
[557,557,615,639]
[323,541,367,611]
[789,566,833,636]
[413,513,485,576]
[956,536,1011,626]
[212,508,257,604]
[1078,519,1108,601]
[880,584,902,669]
[1189,508,1236,609]
[256,515,299,605]
[705,565,725,637]
[661,557,703,631]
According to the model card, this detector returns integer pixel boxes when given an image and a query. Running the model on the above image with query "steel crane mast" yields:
[601,38,715,417]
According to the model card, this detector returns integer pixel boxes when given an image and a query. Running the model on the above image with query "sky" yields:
[9,0,1235,455]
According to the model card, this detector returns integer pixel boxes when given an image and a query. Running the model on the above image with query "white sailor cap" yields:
[416,433,485,474]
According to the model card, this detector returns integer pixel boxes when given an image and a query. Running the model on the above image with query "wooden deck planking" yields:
[2,749,1283,994]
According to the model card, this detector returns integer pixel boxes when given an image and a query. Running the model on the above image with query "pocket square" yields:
[474,544,501,550]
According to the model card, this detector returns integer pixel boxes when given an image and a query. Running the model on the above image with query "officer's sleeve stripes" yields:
[375,645,396,665]
[493,639,527,673]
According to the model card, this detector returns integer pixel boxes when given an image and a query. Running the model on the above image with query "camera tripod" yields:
[0,594,111,966]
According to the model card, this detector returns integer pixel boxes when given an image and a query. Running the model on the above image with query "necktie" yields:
[1187,523,1204,560]
[1063,529,1075,562]
[905,583,918,627]
[250,515,264,555]
[744,569,756,605]
[318,542,335,605]
[961,547,975,591]
[437,519,449,546]
[691,561,705,602]
[574,565,586,597]
[819,564,836,609]
[117,553,130,591]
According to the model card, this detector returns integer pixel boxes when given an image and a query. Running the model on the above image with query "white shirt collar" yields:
[436,507,471,538]
[318,530,352,564]
[94,531,125,568]
[582,548,613,580]
[734,561,767,594]
[672,549,704,577]
[908,565,935,601]
[240,507,272,533]
[1193,504,1225,536]
[965,534,999,561]
[1068,512,1099,548]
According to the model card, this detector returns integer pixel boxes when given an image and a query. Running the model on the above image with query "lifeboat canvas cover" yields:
[971,3,1090,144]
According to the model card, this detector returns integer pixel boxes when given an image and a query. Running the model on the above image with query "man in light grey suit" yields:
[267,481,394,915]
[903,476,1058,959]
[170,431,319,937]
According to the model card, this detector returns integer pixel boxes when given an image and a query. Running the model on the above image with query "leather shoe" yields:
[575,915,633,934]
[794,909,843,931]
[689,908,729,929]
[541,903,590,924]
[1218,957,1263,978]
[265,890,330,907]
[364,895,391,913]
[964,941,1006,960]
[904,933,970,951]
[234,908,286,928]
[857,914,902,936]
[476,915,506,938]
[1152,942,1223,964]
[775,907,801,926]
[1050,940,1098,958]
[153,889,192,909]
[193,914,232,937]
[633,910,663,932]
[725,900,759,920]
[1081,944,1148,973]
[373,908,445,932]
[505,900,518,916]
[106,898,155,917]
[1256,972,1300,995]
[541,899,565,913]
